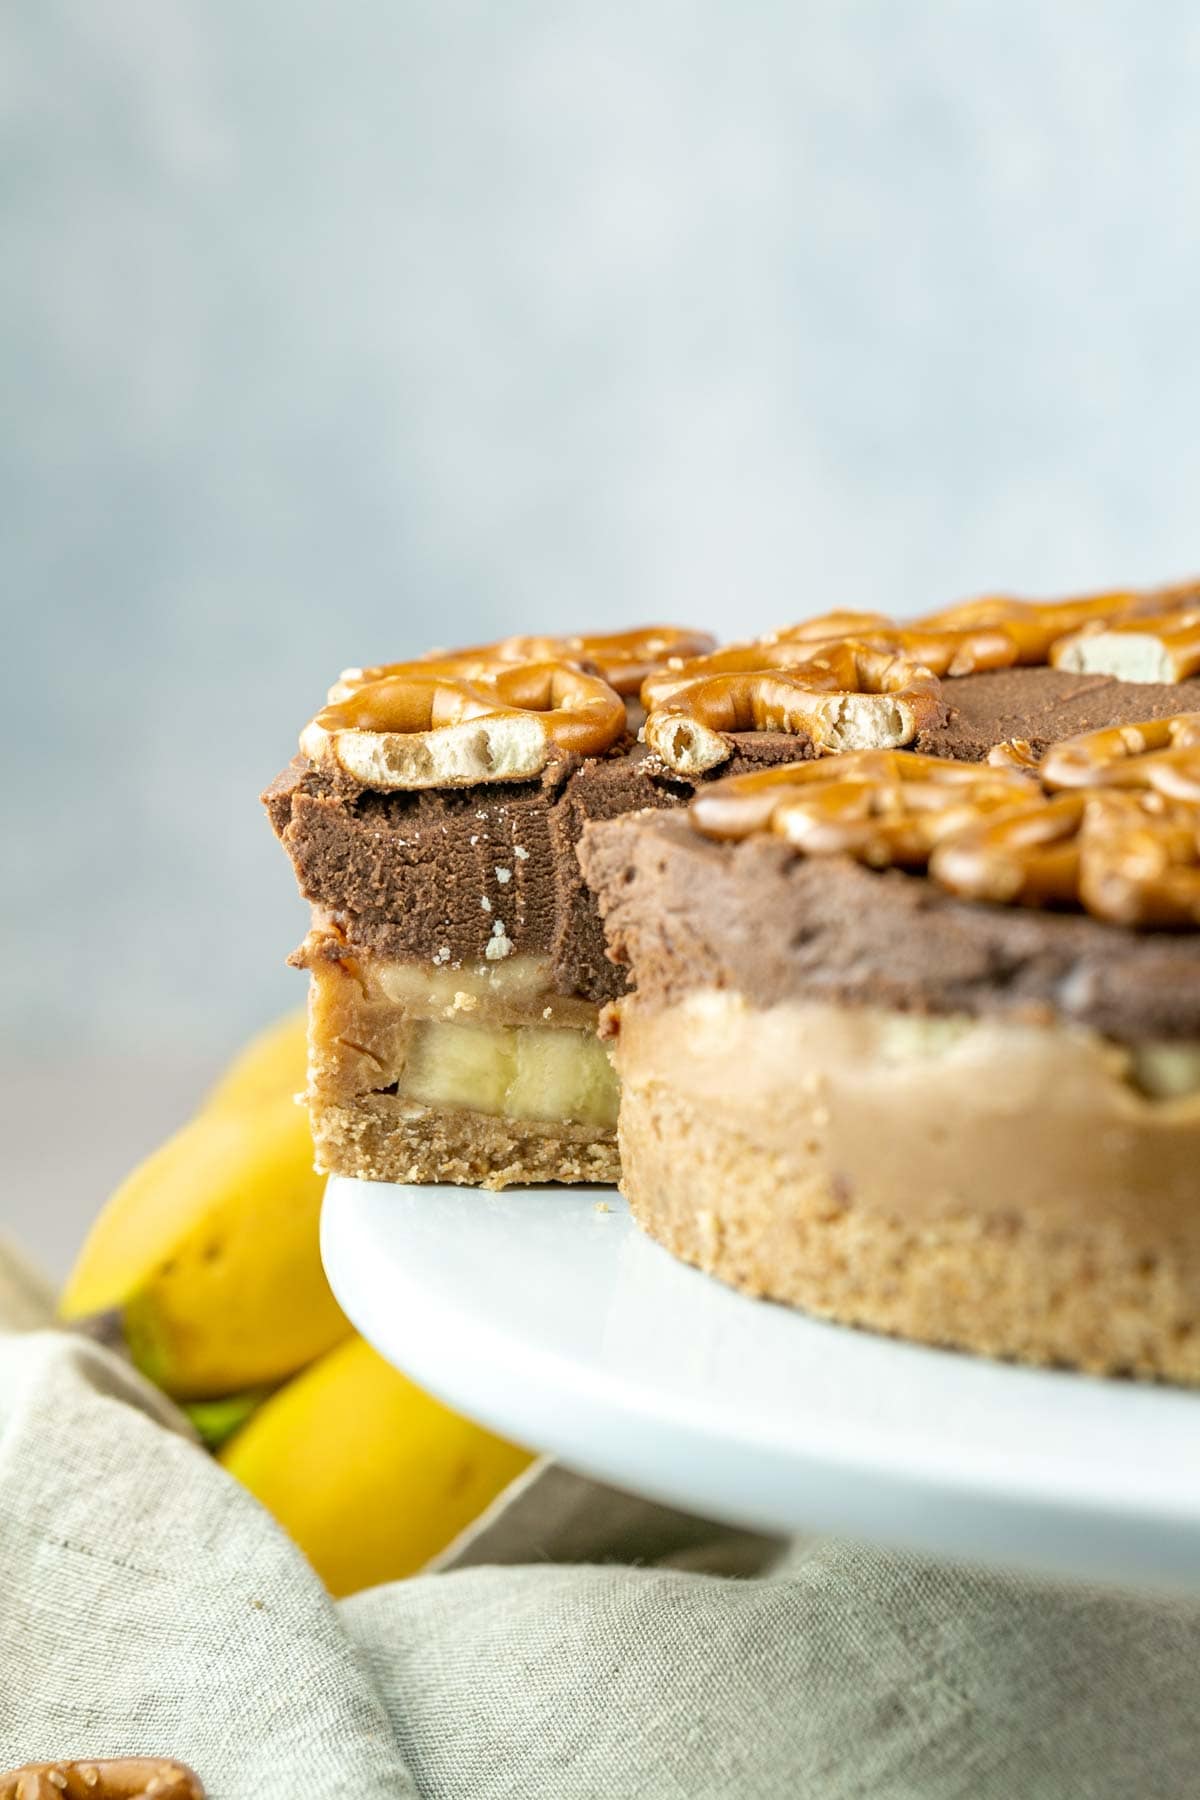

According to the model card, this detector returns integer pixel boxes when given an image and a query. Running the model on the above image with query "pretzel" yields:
[1050,606,1200,684]
[485,627,718,695]
[300,660,627,788]
[986,737,1041,774]
[914,592,1136,663]
[1039,714,1200,803]
[640,622,1016,711]
[0,1760,203,1799]
[689,749,1036,867]
[930,788,1200,927]
[643,645,944,775]
[1078,795,1200,927]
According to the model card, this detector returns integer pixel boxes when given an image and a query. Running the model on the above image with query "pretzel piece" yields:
[986,737,1041,774]
[1039,714,1200,802]
[931,789,1200,927]
[690,742,1200,928]
[644,645,944,775]
[0,1760,203,1800]
[1050,607,1200,684]
[332,628,715,703]
[914,591,1144,663]
[689,749,1034,867]
[641,622,1015,710]
[301,660,627,788]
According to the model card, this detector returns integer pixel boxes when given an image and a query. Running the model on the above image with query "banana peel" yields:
[219,1335,533,1596]
[60,1014,350,1399]
[184,1388,272,1452]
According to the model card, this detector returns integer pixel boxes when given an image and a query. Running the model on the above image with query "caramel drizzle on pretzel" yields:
[0,1760,204,1800]
[642,644,945,775]
[301,659,627,789]
[688,715,1200,928]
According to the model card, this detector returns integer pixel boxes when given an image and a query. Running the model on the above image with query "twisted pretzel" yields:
[690,749,1036,867]
[1039,714,1200,803]
[642,644,944,775]
[301,660,626,789]
[1051,606,1200,685]
[930,789,1200,927]
[0,1761,203,1800]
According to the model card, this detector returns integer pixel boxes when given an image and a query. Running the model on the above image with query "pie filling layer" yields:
[307,949,617,1129]
[611,990,1200,1236]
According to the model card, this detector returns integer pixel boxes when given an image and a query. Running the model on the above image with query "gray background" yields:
[4,1,1200,1266]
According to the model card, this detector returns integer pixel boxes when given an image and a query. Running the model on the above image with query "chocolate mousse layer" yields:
[264,734,814,1003]
[580,811,1200,1045]
[915,666,1200,760]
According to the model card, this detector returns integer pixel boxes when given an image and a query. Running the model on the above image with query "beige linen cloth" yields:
[2,1234,1199,1800]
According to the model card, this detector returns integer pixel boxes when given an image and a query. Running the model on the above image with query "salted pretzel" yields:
[0,1760,203,1799]
[690,749,1036,867]
[643,644,944,775]
[1039,714,1200,803]
[930,788,1200,927]
[300,659,627,789]
[1051,606,1200,685]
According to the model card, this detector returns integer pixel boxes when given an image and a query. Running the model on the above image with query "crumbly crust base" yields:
[618,1078,1200,1383]
[312,1091,619,1190]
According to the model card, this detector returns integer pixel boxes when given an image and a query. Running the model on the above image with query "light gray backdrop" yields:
[3,2,1200,1258]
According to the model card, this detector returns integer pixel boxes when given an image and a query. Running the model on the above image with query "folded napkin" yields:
[2,1236,1198,1800]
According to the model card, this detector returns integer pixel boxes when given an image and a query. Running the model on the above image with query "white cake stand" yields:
[321,1177,1200,1591]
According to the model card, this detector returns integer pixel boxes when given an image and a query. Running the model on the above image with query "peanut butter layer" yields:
[580,810,1200,1043]
[301,947,620,1186]
[613,993,1200,1381]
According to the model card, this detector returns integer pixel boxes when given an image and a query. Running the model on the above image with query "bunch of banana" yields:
[60,1014,531,1596]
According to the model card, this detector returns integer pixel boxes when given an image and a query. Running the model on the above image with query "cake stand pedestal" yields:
[322,1176,1200,1591]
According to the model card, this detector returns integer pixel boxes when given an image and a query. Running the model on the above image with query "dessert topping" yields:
[689,723,1200,929]
[1051,605,1200,685]
[690,749,1035,865]
[301,660,627,789]
[642,644,944,775]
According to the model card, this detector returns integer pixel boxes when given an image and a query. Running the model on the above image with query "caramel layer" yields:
[612,992,1200,1244]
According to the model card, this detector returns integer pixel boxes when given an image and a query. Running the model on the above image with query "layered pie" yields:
[267,582,1200,1381]
[580,587,1200,1380]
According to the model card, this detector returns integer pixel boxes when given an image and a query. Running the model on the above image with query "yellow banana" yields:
[219,1335,533,1596]
[60,1086,349,1400]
